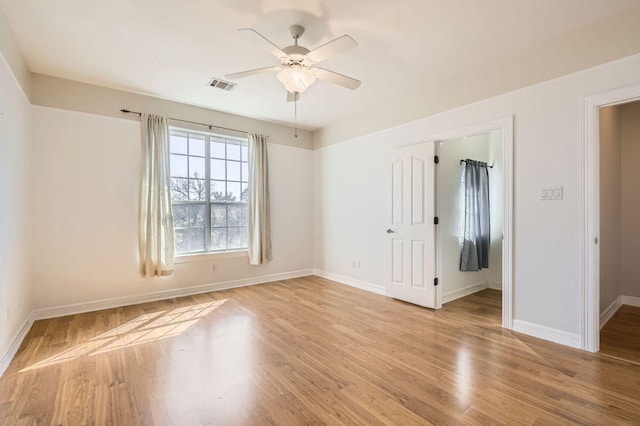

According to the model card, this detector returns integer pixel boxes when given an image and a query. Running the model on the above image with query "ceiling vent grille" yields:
[209,78,236,91]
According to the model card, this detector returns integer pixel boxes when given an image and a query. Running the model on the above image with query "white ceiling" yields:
[2,0,640,130]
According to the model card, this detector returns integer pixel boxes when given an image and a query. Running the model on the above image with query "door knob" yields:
[386,229,395,234]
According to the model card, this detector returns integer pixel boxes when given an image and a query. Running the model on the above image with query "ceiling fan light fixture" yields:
[277,65,316,94]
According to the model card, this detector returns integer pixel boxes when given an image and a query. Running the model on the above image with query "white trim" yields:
[512,319,581,349]
[488,281,502,290]
[32,270,314,320]
[581,82,640,353]
[312,270,386,295]
[431,116,514,330]
[621,295,640,307]
[442,282,488,304]
[599,296,623,329]
[0,313,35,378]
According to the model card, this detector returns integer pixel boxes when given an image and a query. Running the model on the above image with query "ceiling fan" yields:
[226,25,361,101]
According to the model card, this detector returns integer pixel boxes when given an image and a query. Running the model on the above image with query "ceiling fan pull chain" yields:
[294,94,298,138]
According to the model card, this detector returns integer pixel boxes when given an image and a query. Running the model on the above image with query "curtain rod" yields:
[460,159,494,168]
[120,109,251,135]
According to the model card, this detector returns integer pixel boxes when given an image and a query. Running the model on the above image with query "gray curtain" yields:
[460,159,490,271]
[248,133,272,265]
[138,114,174,277]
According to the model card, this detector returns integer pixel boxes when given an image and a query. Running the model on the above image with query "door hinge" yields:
[434,155,439,164]
[434,216,439,225]
[434,277,439,286]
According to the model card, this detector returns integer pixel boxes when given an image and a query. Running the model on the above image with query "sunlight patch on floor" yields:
[20,299,227,372]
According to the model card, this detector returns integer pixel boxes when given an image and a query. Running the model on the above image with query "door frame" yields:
[428,116,514,330]
[581,83,640,352]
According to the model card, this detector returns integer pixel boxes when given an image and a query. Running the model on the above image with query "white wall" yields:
[0,53,33,362]
[436,132,502,300]
[620,101,640,299]
[32,107,313,309]
[598,106,622,313]
[314,52,640,338]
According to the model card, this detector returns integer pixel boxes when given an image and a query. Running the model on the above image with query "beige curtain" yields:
[139,114,175,277]
[248,133,272,265]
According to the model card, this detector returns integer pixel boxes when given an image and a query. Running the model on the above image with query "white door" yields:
[386,142,437,308]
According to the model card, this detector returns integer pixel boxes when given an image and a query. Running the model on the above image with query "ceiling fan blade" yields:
[312,68,361,90]
[287,91,300,102]
[306,35,357,64]
[226,66,281,80]
[238,28,288,59]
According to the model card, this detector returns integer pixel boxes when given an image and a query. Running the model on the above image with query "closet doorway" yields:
[430,118,513,329]
[597,100,640,363]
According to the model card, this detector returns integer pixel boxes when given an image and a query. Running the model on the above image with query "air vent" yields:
[208,78,236,91]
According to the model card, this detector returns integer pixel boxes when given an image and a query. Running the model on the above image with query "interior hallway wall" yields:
[620,101,640,299]
[599,106,622,314]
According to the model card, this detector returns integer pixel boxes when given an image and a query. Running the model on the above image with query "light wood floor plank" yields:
[1,278,639,424]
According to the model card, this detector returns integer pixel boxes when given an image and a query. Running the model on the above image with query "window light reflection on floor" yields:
[19,299,228,373]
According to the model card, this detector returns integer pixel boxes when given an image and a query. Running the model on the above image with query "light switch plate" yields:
[541,186,563,200]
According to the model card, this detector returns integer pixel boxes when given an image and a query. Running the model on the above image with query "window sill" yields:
[175,250,248,264]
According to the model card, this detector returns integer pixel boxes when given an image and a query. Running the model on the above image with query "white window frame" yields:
[169,127,249,259]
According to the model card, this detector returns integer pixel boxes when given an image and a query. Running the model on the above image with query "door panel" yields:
[386,142,436,308]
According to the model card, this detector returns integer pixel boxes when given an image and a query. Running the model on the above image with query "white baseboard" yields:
[442,281,488,304]
[0,313,35,378]
[488,281,503,290]
[312,269,386,295]
[32,269,314,320]
[512,319,581,349]
[621,295,640,307]
[600,296,623,329]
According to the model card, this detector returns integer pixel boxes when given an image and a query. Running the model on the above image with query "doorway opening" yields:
[436,130,503,326]
[580,84,640,352]
[430,117,513,329]
[595,100,640,364]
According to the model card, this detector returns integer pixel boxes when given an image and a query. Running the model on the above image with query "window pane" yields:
[171,178,189,201]
[189,228,205,251]
[241,162,248,182]
[189,134,205,157]
[210,180,226,201]
[173,205,189,227]
[189,156,205,179]
[170,155,188,178]
[211,159,226,180]
[211,139,225,158]
[241,204,248,226]
[227,142,241,160]
[190,204,206,227]
[189,179,206,201]
[227,161,241,181]
[241,144,248,162]
[175,229,188,252]
[227,181,242,201]
[228,227,242,249]
[212,228,227,251]
[241,228,248,248]
[228,205,242,226]
[241,183,249,202]
[211,204,226,227]
[170,133,188,155]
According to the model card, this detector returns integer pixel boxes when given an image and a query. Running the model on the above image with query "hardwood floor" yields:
[601,304,640,365]
[1,277,639,425]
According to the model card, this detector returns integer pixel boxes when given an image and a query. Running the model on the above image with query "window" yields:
[169,128,249,255]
